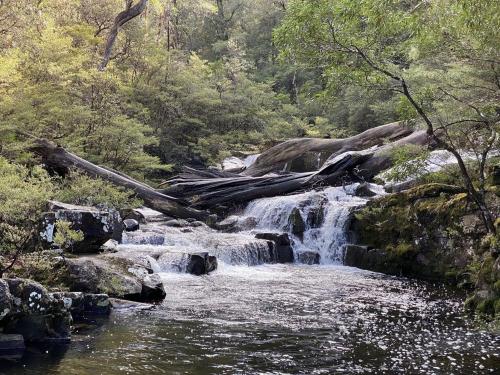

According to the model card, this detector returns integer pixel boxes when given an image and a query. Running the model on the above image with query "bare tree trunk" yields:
[98,0,148,71]
[244,121,413,176]
[30,138,209,221]
[162,130,432,208]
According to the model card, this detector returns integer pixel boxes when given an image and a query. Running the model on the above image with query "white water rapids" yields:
[239,184,373,263]
[120,183,382,269]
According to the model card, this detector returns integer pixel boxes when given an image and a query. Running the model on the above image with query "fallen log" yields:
[30,138,209,221]
[243,121,413,176]
[162,130,432,208]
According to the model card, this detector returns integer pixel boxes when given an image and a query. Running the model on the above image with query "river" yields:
[2,264,499,374]
[2,185,499,374]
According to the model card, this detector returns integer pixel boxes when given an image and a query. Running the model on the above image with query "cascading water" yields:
[121,220,273,269]
[239,184,378,264]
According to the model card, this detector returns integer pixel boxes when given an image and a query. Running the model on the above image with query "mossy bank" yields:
[348,183,500,326]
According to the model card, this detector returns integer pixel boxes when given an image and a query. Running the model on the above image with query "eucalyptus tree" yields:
[275,0,499,233]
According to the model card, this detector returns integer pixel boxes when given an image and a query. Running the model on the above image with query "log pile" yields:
[28,122,432,218]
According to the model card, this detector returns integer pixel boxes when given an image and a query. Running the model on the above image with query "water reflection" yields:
[2,265,499,374]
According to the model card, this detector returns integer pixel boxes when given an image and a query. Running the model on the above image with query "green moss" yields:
[477,299,495,315]
[493,280,500,294]
[494,299,500,314]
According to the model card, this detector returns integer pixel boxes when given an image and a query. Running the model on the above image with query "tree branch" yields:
[98,0,148,71]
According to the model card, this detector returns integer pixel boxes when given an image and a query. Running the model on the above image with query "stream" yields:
[2,185,499,374]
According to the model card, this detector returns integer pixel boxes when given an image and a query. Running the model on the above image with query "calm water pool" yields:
[2,264,499,374]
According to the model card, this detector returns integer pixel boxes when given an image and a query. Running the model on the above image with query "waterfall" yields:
[239,184,371,264]
[118,183,379,272]
[122,223,273,268]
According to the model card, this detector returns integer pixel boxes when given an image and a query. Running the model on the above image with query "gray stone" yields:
[164,219,189,227]
[238,216,258,231]
[62,257,165,303]
[141,274,166,303]
[190,221,206,228]
[40,201,123,253]
[0,279,13,322]
[288,208,306,240]
[109,298,154,311]
[216,215,239,231]
[186,253,218,275]
[2,278,72,343]
[120,208,147,224]
[123,219,140,232]
[297,251,320,265]
[101,239,119,252]
[255,233,294,263]
[83,294,111,315]
[354,182,378,197]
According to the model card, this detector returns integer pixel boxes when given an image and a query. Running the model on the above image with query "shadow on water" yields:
[1,265,499,375]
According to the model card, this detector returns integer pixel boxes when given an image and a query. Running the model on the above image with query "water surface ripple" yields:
[2,265,499,374]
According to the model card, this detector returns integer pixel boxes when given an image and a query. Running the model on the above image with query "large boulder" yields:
[255,233,294,263]
[40,201,123,253]
[61,255,165,303]
[140,274,166,302]
[120,208,147,224]
[50,292,111,317]
[1,278,72,343]
[354,182,378,197]
[216,215,239,231]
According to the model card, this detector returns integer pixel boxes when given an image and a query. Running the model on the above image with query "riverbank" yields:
[347,183,500,326]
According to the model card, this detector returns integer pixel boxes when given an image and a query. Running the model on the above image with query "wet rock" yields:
[123,219,140,232]
[83,294,112,315]
[165,219,189,227]
[297,251,320,265]
[354,182,378,197]
[216,215,239,231]
[101,239,119,252]
[109,298,154,312]
[50,292,111,317]
[62,257,164,303]
[255,233,294,263]
[140,274,166,302]
[2,278,71,343]
[190,221,206,228]
[40,201,122,253]
[306,207,325,228]
[238,216,258,231]
[343,245,392,273]
[288,208,306,240]
[0,334,25,361]
[120,208,146,224]
[186,252,218,275]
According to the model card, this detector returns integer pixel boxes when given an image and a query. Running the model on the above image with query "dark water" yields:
[2,265,499,374]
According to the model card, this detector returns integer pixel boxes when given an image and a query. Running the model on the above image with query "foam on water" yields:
[240,184,371,264]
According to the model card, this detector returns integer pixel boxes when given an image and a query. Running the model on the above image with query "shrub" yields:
[0,157,54,275]
[55,172,142,210]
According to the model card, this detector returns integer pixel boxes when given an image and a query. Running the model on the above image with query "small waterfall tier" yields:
[237,184,374,264]
[122,222,273,268]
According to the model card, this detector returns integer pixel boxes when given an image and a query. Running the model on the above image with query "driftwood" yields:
[243,121,413,176]
[162,130,432,208]
[30,138,208,221]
